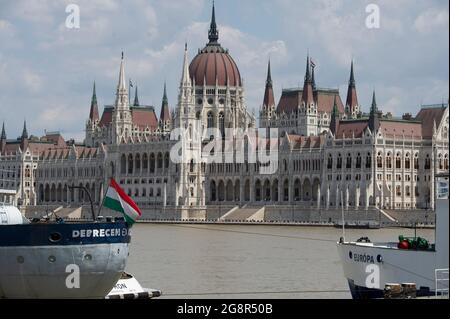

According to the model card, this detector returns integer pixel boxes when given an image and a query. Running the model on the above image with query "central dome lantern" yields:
[189,3,242,87]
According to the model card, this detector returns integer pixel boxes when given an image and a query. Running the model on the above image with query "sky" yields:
[0,0,448,142]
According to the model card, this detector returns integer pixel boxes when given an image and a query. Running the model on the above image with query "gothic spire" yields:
[21,120,28,140]
[369,90,380,132]
[115,52,129,109]
[302,55,314,105]
[370,90,378,114]
[208,1,219,44]
[1,122,6,140]
[263,60,275,108]
[89,82,99,121]
[266,59,272,87]
[133,85,140,106]
[330,95,340,135]
[345,60,359,115]
[181,43,192,87]
[160,82,171,122]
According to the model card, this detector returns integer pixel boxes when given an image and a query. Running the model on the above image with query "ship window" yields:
[17,256,24,264]
[49,232,62,243]
[48,255,56,263]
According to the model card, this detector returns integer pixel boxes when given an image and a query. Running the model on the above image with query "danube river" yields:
[125,224,434,299]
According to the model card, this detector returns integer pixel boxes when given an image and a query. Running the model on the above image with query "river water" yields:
[125,224,435,299]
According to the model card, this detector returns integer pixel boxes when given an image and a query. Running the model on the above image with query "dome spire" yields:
[263,60,275,109]
[22,120,28,140]
[208,1,219,44]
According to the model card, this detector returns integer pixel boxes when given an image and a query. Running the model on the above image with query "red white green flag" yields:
[103,178,142,225]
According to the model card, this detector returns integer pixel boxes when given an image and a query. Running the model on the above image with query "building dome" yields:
[188,3,242,87]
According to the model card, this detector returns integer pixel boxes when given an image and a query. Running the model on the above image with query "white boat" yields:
[0,197,158,299]
[106,272,161,299]
[337,175,449,299]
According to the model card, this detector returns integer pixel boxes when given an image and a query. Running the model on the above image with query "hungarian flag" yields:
[104,178,141,225]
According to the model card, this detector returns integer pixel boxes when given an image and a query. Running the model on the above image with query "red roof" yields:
[277,89,345,114]
[415,106,447,139]
[99,107,113,127]
[131,108,158,130]
[379,120,423,139]
[286,134,323,149]
[335,120,368,138]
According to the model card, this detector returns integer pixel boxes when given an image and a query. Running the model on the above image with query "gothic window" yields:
[157,153,163,169]
[356,153,362,169]
[150,154,155,173]
[366,153,372,169]
[377,152,383,168]
[135,154,141,171]
[406,186,411,197]
[396,153,401,169]
[445,154,449,170]
[143,154,148,170]
[128,154,133,174]
[337,154,342,169]
[386,153,392,169]
[219,112,225,138]
[346,154,352,169]
[414,153,419,170]
[164,153,170,170]
[396,186,401,196]
[424,154,431,170]
[405,153,410,170]
[207,112,214,129]
[327,154,333,169]
[438,154,443,170]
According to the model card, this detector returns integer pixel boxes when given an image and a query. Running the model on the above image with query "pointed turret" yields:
[1,122,6,140]
[208,1,219,44]
[21,120,28,140]
[301,55,314,106]
[262,60,275,109]
[115,52,129,109]
[133,85,140,107]
[330,95,340,135]
[181,43,192,87]
[160,82,171,123]
[345,60,359,118]
[89,82,99,121]
[369,90,380,132]
[0,122,5,153]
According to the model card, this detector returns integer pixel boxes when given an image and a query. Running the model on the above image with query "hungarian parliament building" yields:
[1,5,448,220]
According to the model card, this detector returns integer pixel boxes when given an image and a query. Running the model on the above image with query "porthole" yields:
[48,255,56,263]
[49,232,62,243]
[17,256,24,264]
[84,254,92,261]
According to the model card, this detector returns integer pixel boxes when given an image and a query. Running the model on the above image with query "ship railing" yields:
[435,268,449,298]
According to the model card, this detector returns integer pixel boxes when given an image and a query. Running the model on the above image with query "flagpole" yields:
[97,178,110,220]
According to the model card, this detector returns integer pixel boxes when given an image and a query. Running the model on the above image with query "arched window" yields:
[207,112,214,128]
[337,154,342,169]
[386,153,392,169]
[142,153,148,170]
[157,153,163,169]
[444,154,449,170]
[128,154,133,174]
[218,112,225,137]
[356,153,362,169]
[438,154,443,170]
[135,154,141,172]
[424,154,431,170]
[346,154,352,169]
[405,153,410,169]
[414,153,419,170]
[150,153,155,173]
[164,153,170,169]
[377,152,383,168]
[366,153,372,169]
[327,155,333,170]
[396,153,401,169]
